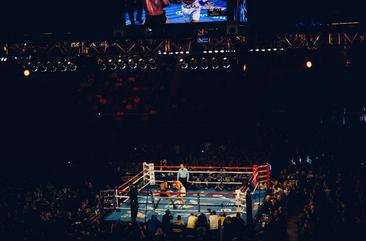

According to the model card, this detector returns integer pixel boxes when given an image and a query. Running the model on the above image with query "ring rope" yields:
[154,180,245,185]
[154,165,254,170]
[155,170,252,174]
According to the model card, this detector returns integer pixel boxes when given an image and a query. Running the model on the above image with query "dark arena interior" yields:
[1,1,366,241]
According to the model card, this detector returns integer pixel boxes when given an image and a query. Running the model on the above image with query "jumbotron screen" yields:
[239,0,248,23]
[124,0,227,26]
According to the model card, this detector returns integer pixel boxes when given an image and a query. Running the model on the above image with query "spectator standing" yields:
[162,209,173,238]
[196,212,208,240]
[172,215,185,241]
[187,213,198,235]
[209,210,219,241]
[146,215,161,239]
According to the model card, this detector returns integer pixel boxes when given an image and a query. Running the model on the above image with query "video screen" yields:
[124,0,227,26]
[239,0,248,23]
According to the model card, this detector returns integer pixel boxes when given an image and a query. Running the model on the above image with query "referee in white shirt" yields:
[177,164,189,189]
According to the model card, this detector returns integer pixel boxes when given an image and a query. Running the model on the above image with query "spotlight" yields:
[57,61,67,72]
[305,60,313,69]
[39,63,48,73]
[148,58,157,70]
[200,57,208,70]
[99,63,107,71]
[97,59,106,71]
[108,59,117,71]
[67,61,77,72]
[47,61,56,73]
[128,58,137,69]
[179,58,188,69]
[117,58,126,69]
[345,59,352,67]
[211,57,219,69]
[23,69,31,77]
[138,58,147,70]
[222,57,230,69]
[29,62,39,72]
[189,58,198,70]
[243,64,248,72]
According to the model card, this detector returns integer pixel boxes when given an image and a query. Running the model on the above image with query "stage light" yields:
[179,58,188,69]
[108,59,117,71]
[99,63,107,71]
[117,58,126,69]
[211,57,219,69]
[345,59,352,67]
[40,63,48,73]
[29,62,39,72]
[138,58,147,70]
[148,58,157,70]
[67,61,77,72]
[200,57,208,70]
[47,62,56,73]
[133,97,141,104]
[97,59,106,71]
[243,64,248,72]
[128,58,137,69]
[189,58,198,70]
[57,61,67,72]
[126,103,133,111]
[305,60,313,69]
[23,69,31,77]
[222,57,230,69]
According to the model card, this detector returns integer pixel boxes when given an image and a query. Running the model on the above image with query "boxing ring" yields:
[100,163,270,222]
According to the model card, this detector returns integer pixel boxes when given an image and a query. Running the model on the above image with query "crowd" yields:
[1,150,365,241]
[144,210,247,241]
[296,164,366,241]
[0,179,102,241]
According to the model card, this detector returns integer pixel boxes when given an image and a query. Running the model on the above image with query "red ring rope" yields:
[154,165,253,170]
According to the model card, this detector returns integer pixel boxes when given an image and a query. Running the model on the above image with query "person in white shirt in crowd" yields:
[208,210,219,240]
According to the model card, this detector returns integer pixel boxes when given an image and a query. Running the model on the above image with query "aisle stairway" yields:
[287,213,300,241]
